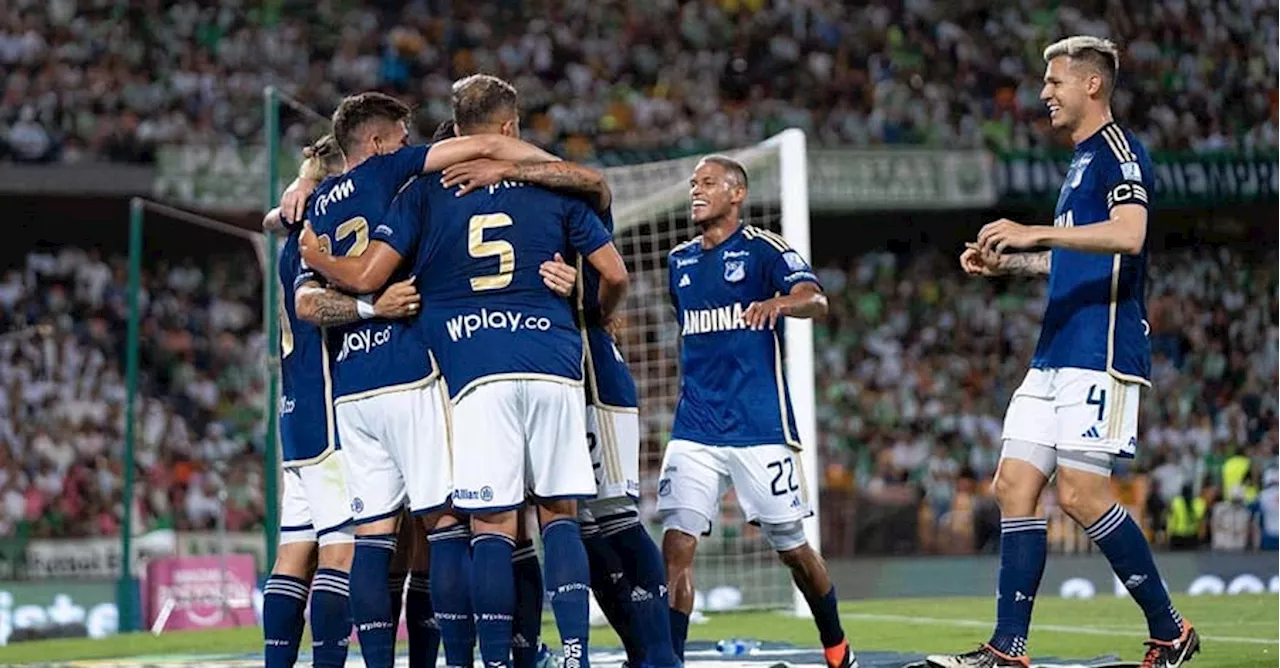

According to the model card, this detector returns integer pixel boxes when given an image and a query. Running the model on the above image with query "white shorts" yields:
[587,405,640,501]
[335,380,453,524]
[656,440,812,528]
[1002,367,1140,457]
[451,380,595,512]
[280,453,354,545]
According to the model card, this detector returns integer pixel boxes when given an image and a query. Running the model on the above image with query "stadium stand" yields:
[0,0,1275,164]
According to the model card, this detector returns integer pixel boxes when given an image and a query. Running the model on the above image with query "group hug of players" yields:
[263,33,1201,668]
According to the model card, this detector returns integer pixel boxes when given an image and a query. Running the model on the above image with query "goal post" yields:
[606,129,818,617]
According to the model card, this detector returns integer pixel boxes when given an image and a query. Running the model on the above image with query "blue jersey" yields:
[1031,122,1154,384]
[305,144,438,402]
[278,232,337,466]
[381,177,612,400]
[576,207,638,409]
[667,225,820,447]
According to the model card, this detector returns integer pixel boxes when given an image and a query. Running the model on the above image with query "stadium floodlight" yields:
[605,129,819,616]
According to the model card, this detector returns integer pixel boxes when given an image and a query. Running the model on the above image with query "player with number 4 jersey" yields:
[928,36,1196,668]
[658,155,857,668]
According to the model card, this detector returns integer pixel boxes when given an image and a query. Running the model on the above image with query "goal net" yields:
[603,130,818,614]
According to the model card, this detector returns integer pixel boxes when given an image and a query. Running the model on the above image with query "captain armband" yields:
[1107,182,1149,209]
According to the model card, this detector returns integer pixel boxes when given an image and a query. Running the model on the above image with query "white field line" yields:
[841,612,1278,645]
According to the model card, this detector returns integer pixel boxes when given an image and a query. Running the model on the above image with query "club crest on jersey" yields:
[1069,152,1094,188]
[723,260,746,282]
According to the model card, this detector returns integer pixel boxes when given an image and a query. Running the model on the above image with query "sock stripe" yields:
[1001,518,1048,534]
[268,573,310,586]
[512,545,539,562]
[427,525,470,543]
[356,534,399,551]
[408,578,431,594]
[579,522,602,537]
[312,582,351,596]
[264,584,309,601]
[471,532,516,548]
[599,520,639,538]
[1086,504,1128,541]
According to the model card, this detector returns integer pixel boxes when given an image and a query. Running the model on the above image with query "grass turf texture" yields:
[1,595,1274,667]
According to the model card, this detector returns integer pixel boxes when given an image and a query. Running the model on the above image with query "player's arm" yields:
[263,207,287,235]
[441,159,612,211]
[566,200,628,323]
[422,135,560,173]
[295,278,420,326]
[961,244,1051,277]
[976,207,1147,256]
[744,245,827,329]
[298,226,404,295]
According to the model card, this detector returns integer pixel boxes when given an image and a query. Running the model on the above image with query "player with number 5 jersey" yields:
[658,155,857,668]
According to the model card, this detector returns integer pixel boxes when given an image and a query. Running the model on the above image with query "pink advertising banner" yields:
[145,555,258,631]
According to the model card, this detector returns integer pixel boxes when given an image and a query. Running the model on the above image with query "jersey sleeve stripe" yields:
[757,227,793,250]
[744,226,789,253]
[1101,125,1137,163]
[670,236,701,255]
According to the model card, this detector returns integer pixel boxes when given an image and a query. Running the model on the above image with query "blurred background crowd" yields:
[1,0,1277,164]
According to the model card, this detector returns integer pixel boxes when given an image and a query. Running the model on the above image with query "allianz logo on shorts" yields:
[453,486,495,503]
[445,308,553,342]
[336,324,393,362]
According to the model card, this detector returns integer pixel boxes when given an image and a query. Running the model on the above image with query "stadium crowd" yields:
[0,247,268,540]
[6,235,1272,552]
[1,0,1276,164]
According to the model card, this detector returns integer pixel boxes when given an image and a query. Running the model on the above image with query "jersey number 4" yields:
[469,213,515,292]
[1087,384,1107,422]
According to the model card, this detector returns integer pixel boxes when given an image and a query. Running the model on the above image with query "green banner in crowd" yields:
[998,151,1279,207]
[153,145,302,210]
[808,149,998,211]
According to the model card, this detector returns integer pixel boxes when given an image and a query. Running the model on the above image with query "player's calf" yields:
[311,536,355,668]
[597,507,680,668]
[351,527,401,668]
[264,540,316,668]
[472,510,520,668]
[772,530,855,668]
[537,499,593,668]
[581,516,641,665]
[428,521,476,668]
[405,518,441,668]
[660,512,704,661]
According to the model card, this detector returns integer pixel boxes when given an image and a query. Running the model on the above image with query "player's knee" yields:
[586,496,638,521]
[761,521,809,554]
[274,540,318,579]
[1055,465,1114,523]
[660,508,709,543]
[317,534,354,570]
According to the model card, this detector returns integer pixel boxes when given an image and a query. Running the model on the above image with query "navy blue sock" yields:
[582,521,640,664]
[1088,504,1184,641]
[429,524,476,667]
[351,534,399,668]
[603,512,679,667]
[407,570,441,668]
[310,568,353,668]
[512,540,544,668]
[388,571,408,629]
[263,574,309,668]
[801,585,845,650]
[543,519,591,668]
[472,532,517,667]
[988,517,1047,656]
[669,608,690,661]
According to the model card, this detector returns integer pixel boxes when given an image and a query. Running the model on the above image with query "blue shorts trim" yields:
[281,522,315,532]
[352,507,403,526]
[410,500,451,517]
[316,518,354,537]
[530,493,596,503]
[452,501,525,514]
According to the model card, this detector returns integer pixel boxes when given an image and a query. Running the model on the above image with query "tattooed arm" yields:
[294,279,420,326]
[997,251,1051,276]
[441,159,612,212]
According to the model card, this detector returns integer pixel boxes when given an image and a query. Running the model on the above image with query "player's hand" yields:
[540,252,577,297]
[960,243,1000,276]
[280,177,319,226]
[298,222,324,262]
[977,218,1042,254]
[602,314,626,342]
[743,297,786,330]
[441,159,516,197]
[373,278,421,318]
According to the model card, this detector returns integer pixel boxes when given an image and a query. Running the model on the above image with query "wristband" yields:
[356,296,375,319]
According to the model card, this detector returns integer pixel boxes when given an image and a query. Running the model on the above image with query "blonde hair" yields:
[1043,36,1120,96]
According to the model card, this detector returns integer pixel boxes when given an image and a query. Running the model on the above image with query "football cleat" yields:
[925,644,1030,668]
[1141,621,1200,668]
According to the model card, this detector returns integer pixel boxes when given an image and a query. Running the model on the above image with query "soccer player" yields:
[262,135,423,668]
[283,91,572,668]
[299,78,626,668]
[659,155,856,668]
[443,153,680,668]
[925,36,1198,668]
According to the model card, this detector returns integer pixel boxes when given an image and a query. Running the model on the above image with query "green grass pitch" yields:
[1,595,1274,667]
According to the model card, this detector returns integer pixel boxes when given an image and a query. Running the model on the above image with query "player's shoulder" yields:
[741,225,792,255]
[670,235,703,258]
[1098,123,1151,166]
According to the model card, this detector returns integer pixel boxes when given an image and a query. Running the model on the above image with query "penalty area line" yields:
[841,613,1277,645]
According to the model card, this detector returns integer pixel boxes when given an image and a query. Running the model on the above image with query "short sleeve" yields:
[374,179,426,258]
[565,198,611,257]
[1098,132,1152,211]
[766,245,821,295]
[383,144,430,186]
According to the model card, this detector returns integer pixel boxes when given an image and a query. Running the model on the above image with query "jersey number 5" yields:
[469,213,515,292]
